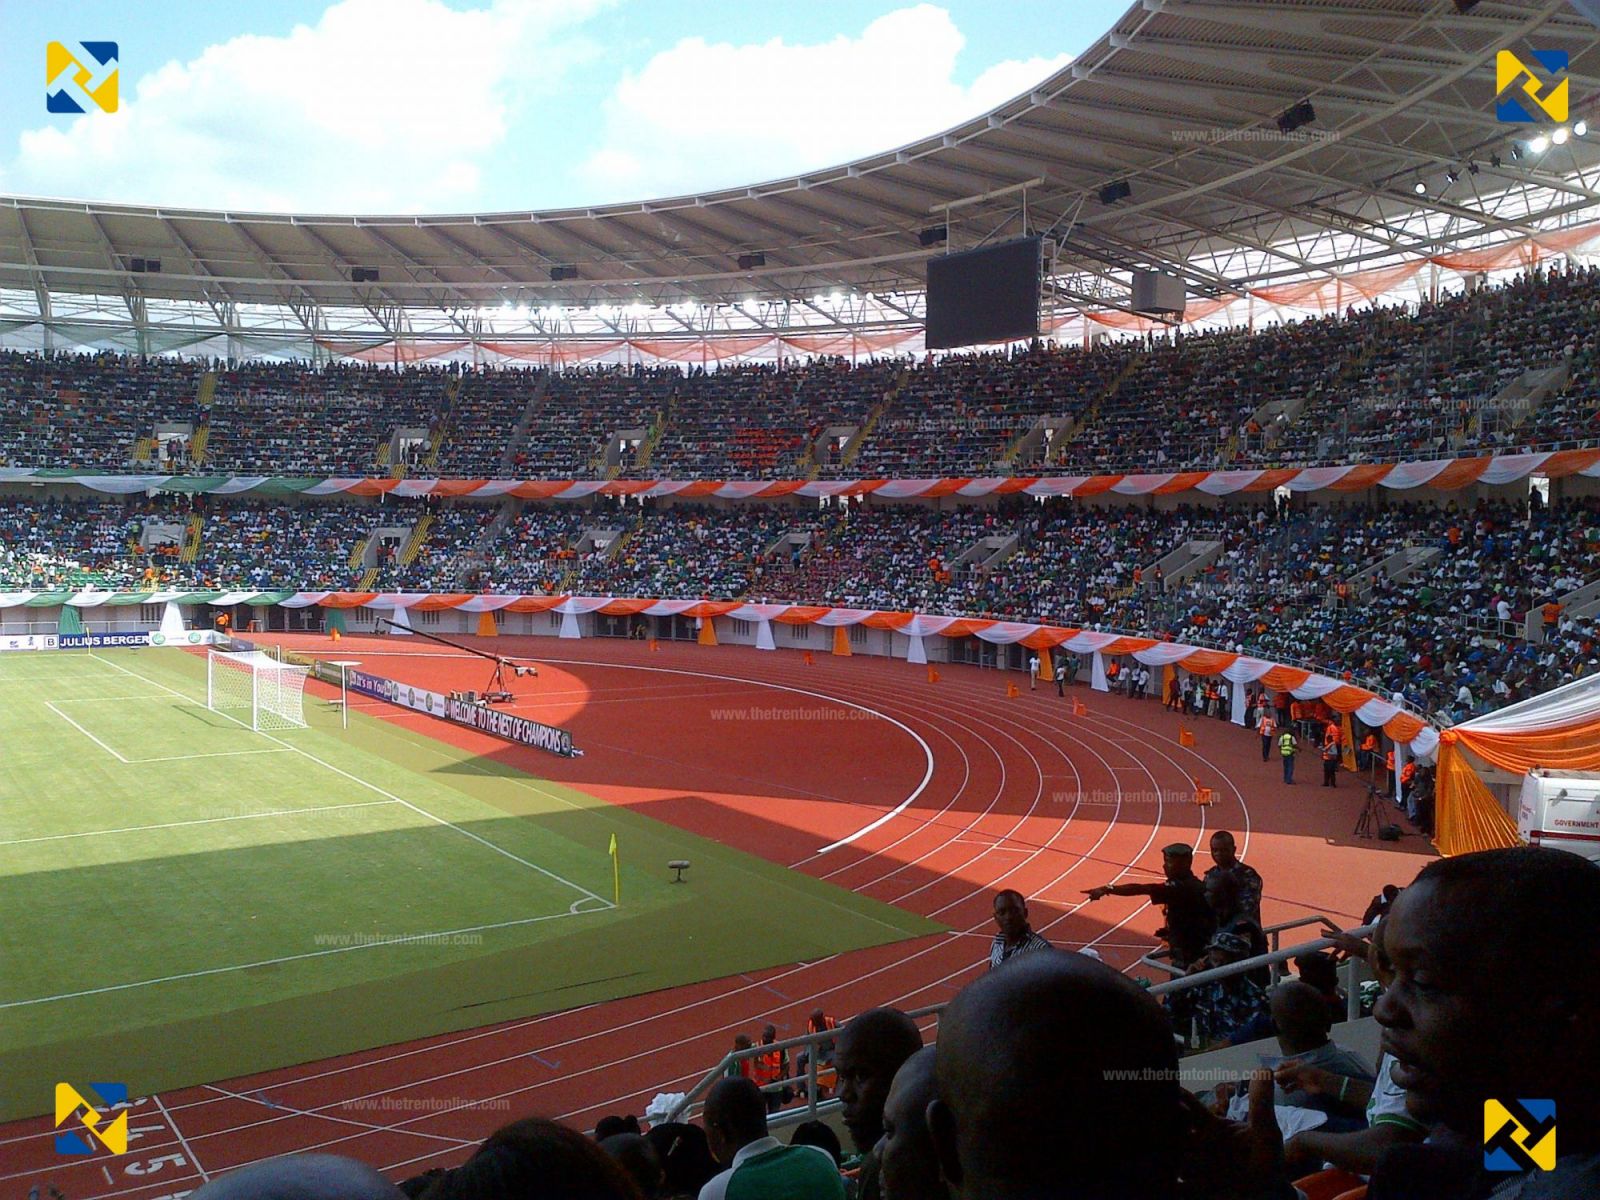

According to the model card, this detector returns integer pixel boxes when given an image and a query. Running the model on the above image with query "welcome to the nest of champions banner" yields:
[345,667,579,758]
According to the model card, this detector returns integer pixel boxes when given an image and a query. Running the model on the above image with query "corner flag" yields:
[609,833,620,904]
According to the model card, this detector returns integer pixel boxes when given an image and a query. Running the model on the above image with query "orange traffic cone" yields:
[1006,682,1021,698]
[648,638,660,652]
[1194,778,1215,807]
[802,650,815,666]
[1178,727,1196,748]
[927,665,941,684]
[1072,700,1087,716]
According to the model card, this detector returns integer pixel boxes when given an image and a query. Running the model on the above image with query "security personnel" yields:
[1279,728,1299,785]
[1321,736,1340,788]
[1256,709,1277,763]
[750,1023,789,1113]
[1083,843,1214,970]
[1359,732,1378,773]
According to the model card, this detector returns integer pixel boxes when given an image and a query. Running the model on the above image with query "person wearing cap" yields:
[1083,843,1215,972]
[1189,928,1271,1046]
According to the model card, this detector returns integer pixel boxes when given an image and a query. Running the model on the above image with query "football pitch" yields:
[0,647,940,1122]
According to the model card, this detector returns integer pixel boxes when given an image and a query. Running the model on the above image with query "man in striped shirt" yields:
[988,889,1052,969]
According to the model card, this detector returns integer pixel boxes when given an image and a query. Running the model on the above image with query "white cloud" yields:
[575,4,1071,201]
[8,0,609,213]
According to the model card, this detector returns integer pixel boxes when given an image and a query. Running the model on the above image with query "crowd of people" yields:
[178,844,1600,1199]
[10,486,1600,725]
[7,262,1600,482]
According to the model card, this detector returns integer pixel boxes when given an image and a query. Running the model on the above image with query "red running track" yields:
[2,636,1435,1199]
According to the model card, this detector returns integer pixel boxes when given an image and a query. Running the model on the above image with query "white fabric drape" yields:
[1092,650,1108,693]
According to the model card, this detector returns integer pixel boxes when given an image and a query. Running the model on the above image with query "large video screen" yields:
[925,236,1041,350]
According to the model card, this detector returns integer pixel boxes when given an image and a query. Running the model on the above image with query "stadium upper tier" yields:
[3,263,1599,480]
[4,488,1597,724]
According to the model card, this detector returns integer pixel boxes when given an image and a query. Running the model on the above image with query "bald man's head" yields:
[880,1047,943,1200]
[190,1154,403,1200]
[836,1006,924,1153]
[928,950,1180,1200]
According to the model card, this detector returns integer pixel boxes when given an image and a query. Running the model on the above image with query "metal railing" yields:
[665,920,1374,1129]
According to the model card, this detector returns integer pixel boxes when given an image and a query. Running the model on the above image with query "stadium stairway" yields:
[494,372,550,475]
[180,513,203,564]
[836,372,906,471]
[398,513,434,567]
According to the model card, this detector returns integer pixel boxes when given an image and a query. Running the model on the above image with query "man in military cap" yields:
[1083,843,1216,970]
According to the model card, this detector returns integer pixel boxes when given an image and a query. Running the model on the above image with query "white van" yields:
[1517,769,1600,862]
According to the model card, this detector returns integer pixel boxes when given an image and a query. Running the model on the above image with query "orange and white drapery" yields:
[17,444,1600,504]
[1435,673,1600,855]
[273,592,1441,762]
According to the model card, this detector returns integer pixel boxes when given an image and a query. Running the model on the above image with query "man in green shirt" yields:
[699,1077,843,1200]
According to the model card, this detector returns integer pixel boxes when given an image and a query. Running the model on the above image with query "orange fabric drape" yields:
[1435,739,1524,856]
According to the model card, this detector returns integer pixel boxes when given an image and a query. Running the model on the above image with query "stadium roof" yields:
[4,0,1600,355]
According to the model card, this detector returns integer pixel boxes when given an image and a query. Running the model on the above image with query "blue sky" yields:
[4,0,1130,213]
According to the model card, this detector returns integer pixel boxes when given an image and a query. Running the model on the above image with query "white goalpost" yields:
[207,649,309,732]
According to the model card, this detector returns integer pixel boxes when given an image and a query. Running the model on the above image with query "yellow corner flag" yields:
[609,833,620,905]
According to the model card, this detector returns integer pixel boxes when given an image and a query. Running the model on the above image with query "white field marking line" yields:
[152,1093,210,1183]
[0,907,596,1011]
[44,700,129,762]
[90,651,615,912]
[128,748,293,763]
[49,694,196,703]
[58,660,1172,1143]
[0,800,399,849]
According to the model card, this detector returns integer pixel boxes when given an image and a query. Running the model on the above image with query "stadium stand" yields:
[8,264,1600,480]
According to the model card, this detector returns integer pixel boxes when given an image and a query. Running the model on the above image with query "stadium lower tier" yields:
[4,480,1600,725]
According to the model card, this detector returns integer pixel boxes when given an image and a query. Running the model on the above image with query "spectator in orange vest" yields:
[796,1010,839,1098]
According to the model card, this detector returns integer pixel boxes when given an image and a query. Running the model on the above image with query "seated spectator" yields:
[1292,950,1348,1025]
[1189,930,1271,1047]
[927,949,1183,1199]
[192,1154,405,1200]
[417,1117,642,1200]
[1265,979,1374,1121]
[643,1123,718,1200]
[834,1007,925,1199]
[601,1133,665,1199]
[788,1121,843,1168]
[878,1047,944,1200]
[697,1077,843,1200]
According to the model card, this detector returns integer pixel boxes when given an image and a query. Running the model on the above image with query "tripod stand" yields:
[1354,784,1387,839]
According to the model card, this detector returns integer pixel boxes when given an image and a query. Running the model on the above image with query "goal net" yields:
[207,649,309,732]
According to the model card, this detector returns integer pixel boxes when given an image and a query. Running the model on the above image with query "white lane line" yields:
[153,1092,211,1182]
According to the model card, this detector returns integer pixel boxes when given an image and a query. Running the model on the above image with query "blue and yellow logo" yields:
[1497,50,1568,122]
[54,1083,129,1156]
[46,41,119,114]
[1484,1098,1556,1172]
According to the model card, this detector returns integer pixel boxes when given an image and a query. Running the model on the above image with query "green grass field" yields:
[0,647,941,1122]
